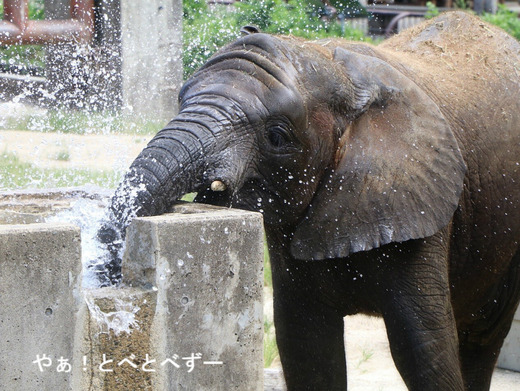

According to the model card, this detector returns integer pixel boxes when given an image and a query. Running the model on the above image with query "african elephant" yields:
[97,11,520,391]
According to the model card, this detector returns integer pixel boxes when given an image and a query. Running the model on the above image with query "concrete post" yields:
[78,287,158,390]
[90,0,124,110]
[120,0,183,122]
[122,203,265,390]
[473,0,497,14]
[0,223,82,391]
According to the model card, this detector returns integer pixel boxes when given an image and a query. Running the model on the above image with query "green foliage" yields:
[235,0,319,38]
[0,44,45,75]
[263,319,279,367]
[234,0,366,39]
[0,0,44,18]
[355,348,375,372]
[0,0,44,19]
[54,150,71,162]
[482,5,520,41]
[183,5,239,79]
[264,241,272,287]
[28,0,45,20]
[183,0,369,77]
[183,0,208,21]
[454,0,468,10]
[328,0,368,17]
[425,2,440,20]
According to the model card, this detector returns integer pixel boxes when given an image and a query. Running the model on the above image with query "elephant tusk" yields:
[210,180,227,192]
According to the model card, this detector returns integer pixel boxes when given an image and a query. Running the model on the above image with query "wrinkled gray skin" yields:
[98,12,520,391]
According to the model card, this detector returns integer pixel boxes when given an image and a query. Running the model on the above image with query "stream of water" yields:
[45,196,112,289]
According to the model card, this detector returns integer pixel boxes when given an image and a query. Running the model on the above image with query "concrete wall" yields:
[0,195,264,390]
[0,223,83,390]
[122,204,264,390]
[2,188,518,388]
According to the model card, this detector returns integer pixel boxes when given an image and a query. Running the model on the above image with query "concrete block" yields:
[123,203,265,390]
[120,0,183,122]
[498,306,520,372]
[0,223,82,390]
[77,288,158,390]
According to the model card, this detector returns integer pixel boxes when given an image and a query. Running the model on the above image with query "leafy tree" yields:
[482,5,520,41]
[183,0,369,77]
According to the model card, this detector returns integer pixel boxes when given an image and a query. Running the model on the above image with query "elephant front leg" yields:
[273,284,347,390]
[379,241,464,391]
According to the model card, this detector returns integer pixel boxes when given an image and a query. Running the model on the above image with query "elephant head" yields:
[97,32,465,284]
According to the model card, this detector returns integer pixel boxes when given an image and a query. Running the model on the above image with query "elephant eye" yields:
[267,126,290,148]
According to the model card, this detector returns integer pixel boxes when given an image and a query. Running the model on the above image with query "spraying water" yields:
[45,195,114,289]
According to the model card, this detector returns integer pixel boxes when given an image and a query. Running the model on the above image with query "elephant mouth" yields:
[194,176,298,226]
[194,182,233,208]
[229,179,298,226]
[194,178,268,215]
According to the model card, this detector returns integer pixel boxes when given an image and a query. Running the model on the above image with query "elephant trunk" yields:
[96,114,222,285]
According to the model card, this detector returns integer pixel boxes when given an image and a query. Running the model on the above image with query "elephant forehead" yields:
[181,65,308,130]
[190,35,298,86]
[225,33,303,80]
[180,70,306,125]
[182,33,328,101]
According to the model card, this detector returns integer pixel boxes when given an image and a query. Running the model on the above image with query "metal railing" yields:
[0,0,94,45]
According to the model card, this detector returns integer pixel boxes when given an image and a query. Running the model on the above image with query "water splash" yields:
[85,295,140,336]
[45,196,110,289]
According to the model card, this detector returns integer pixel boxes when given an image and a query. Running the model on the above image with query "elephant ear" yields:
[291,48,466,260]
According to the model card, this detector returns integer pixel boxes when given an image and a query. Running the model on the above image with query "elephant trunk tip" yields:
[210,180,227,192]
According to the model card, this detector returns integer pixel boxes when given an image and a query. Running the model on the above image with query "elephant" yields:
[97,11,520,391]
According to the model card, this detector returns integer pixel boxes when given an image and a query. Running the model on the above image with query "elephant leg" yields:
[273,281,347,390]
[379,239,465,391]
[458,251,520,391]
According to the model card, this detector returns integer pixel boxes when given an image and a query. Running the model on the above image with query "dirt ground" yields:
[343,315,519,390]
[0,129,150,172]
[264,289,520,391]
[1,128,519,390]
